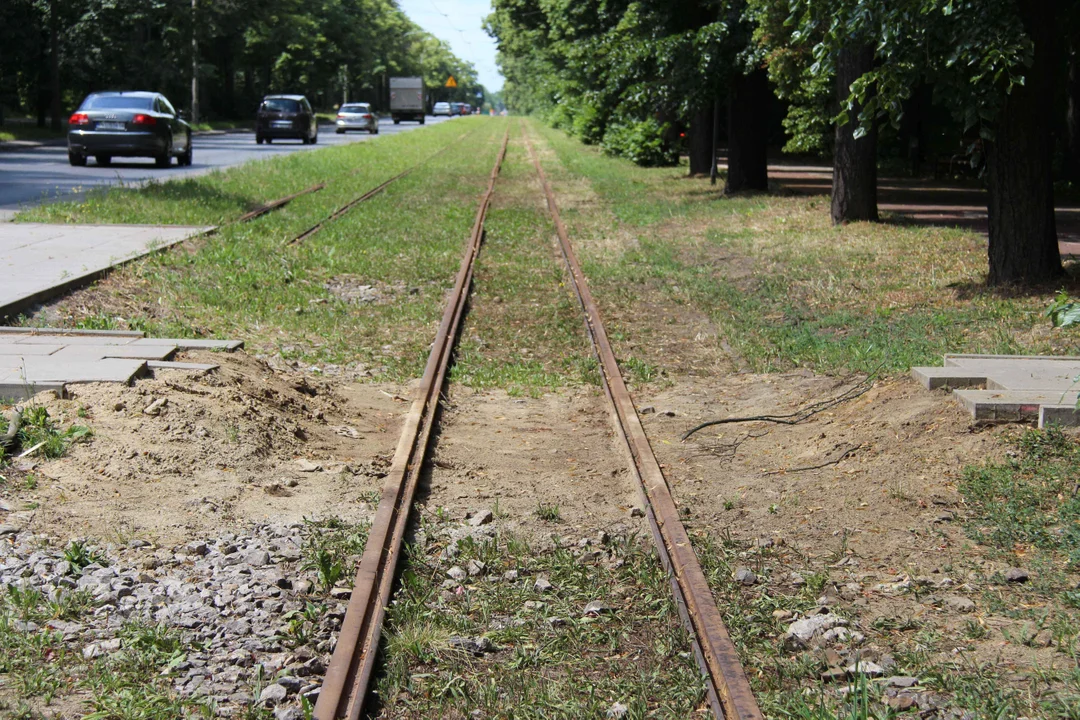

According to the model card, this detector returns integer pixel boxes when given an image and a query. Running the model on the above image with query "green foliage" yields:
[601,118,679,167]
[960,426,1080,567]
[63,541,108,571]
[0,0,483,122]
[17,406,91,459]
[1046,292,1080,329]
[300,517,370,594]
[486,0,743,165]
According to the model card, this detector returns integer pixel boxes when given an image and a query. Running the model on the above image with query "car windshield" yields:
[262,98,301,113]
[82,95,154,111]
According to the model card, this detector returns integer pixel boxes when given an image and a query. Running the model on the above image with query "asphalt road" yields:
[0,116,453,213]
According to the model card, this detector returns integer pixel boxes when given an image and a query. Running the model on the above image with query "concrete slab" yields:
[0,344,64,356]
[9,335,139,346]
[0,329,238,393]
[0,379,65,400]
[1039,405,1080,429]
[13,357,146,383]
[954,390,1080,422]
[0,222,212,320]
[0,327,144,337]
[49,345,177,361]
[132,338,244,351]
[917,353,1080,425]
[148,360,219,372]
[910,366,987,390]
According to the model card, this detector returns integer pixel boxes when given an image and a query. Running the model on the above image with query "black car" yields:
[67,91,192,168]
[256,95,318,144]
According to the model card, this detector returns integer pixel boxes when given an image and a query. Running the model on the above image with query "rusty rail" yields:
[523,130,763,720]
[313,126,510,720]
[236,183,326,223]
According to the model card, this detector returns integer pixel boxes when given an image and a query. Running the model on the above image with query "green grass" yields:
[530,121,1074,376]
[18,119,510,378]
[0,584,223,719]
[372,513,709,718]
[449,131,595,394]
[960,426,1080,567]
[0,124,66,144]
[0,405,91,462]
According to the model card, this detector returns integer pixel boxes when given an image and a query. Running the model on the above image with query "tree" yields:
[753,0,1075,285]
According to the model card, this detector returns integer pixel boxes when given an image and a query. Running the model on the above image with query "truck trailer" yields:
[389,77,425,124]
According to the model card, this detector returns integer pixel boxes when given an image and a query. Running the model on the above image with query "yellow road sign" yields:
[445,76,457,88]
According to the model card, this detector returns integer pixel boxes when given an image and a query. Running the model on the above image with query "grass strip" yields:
[449,125,598,395]
[18,119,510,381]
[529,121,1075,376]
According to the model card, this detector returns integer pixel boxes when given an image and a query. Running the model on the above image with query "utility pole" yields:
[191,0,199,123]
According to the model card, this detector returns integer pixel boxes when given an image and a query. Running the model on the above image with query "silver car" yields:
[335,103,378,134]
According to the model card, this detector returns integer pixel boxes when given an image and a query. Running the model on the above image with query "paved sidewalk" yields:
[0,223,212,321]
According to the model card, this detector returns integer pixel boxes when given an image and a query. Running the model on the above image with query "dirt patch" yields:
[3,351,405,545]
[422,385,642,538]
[321,272,414,302]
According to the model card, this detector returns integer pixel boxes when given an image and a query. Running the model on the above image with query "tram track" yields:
[313,122,761,719]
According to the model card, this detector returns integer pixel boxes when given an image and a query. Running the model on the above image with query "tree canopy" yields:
[0,0,484,122]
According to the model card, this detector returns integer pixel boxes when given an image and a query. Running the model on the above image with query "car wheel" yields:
[96,155,111,166]
[393,119,400,125]
[266,138,273,144]
[179,137,193,166]
[370,128,378,135]
[311,133,317,144]
[336,128,345,134]
[256,136,264,145]
[68,152,86,167]
[420,117,425,125]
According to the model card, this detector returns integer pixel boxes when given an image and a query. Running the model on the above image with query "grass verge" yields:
[530,121,1079,376]
[18,119,509,380]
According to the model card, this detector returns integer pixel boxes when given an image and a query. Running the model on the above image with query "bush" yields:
[600,117,678,167]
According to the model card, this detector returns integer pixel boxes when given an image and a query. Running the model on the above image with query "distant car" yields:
[449,102,464,116]
[335,103,378,134]
[433,102,452,116]
[67,91,192,168]
[460,103,472,116]
[256,95,317,144]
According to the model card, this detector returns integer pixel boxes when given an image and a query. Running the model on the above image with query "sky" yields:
[397,0,504,92]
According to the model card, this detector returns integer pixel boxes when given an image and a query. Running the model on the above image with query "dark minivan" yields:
[256,95,317,144]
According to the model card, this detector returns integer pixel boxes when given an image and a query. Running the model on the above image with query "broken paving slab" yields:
[0,328,239,400]
[913,353,1080,427]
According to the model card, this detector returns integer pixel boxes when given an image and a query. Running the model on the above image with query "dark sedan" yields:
[67,91,192,168]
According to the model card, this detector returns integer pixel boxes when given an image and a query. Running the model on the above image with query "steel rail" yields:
[289,130,478,246]
[235,182,326,223]
[314,125,510,720]
[523,131,764,720]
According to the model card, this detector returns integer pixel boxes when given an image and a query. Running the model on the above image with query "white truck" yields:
[389,77,425,124]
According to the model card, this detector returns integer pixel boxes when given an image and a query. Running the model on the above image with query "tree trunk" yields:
[984,1,1062,285]
[726,67,769,193]
[688,105,713,176]
[49,0,61,131]
[1066,46,1080,182]
[831,44,877,223]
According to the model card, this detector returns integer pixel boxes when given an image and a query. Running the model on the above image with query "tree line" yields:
[0,0,486,127]
[485,0,1080,286]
